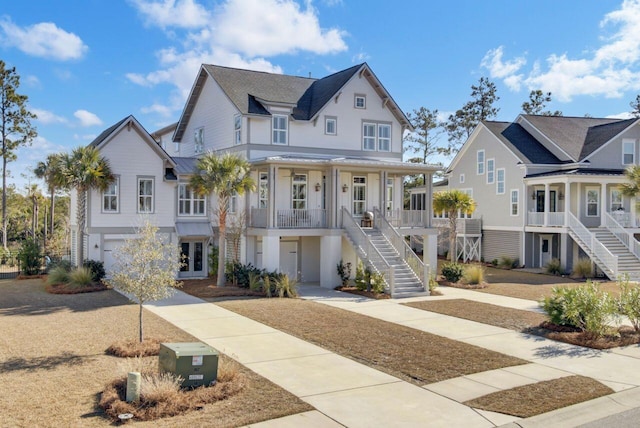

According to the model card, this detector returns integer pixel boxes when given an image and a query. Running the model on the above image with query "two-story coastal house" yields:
[71,63,440,296]
[431,114,640,280]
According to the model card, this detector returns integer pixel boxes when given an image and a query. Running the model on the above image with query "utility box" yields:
[159,342,219,388]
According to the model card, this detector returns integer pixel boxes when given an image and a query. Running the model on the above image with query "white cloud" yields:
[74,110,103,127]
[32,108,68,125]
[481,0,640,102]
[126,0,347,115]
[24,75,41,88]
[129,0,211,29]
[0,16,88,61]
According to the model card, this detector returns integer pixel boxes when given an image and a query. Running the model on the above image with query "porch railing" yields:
[374,208,428,291]
[567,212,618,278]
[603,212,640,260]
[527,211,565,226]
[432,217,482,235]
[341,207,395,295]
[249,208,327,228]
[386,209,429,227]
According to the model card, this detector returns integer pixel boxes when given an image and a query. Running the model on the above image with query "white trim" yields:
[137,177,155,214]
[325,116,337,136]
[496,168,505,195]
[354,94,366,109]
[477,149,485,175]
[486,158,495,184]
[272,114,288,145]
[586,186,599,217]
[510,189,519,216]
[102,176,119,213]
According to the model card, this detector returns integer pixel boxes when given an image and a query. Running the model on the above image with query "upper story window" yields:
[178,184,205,216]
[496,168,505,194]
[292,174,307,209]
[487,158,495,184]
[272,115,288,145]
[362,122,391,151]
[103,177,119,213]
[623,139,635,165]
[325,116,337,135]
[477,150,485,174]
[459,173,465,184]
[234,115,242,145]
[228,193,238,214]
[259,172,268,209]
[510,189,519,216]
[354,94,366,109]
[194,127,204,154]
[138,177,154,213]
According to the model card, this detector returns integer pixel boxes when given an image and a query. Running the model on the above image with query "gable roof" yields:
[88,115,175,167]
[174,63,411,142]
[520,115,636,161]
[483,121,562,164]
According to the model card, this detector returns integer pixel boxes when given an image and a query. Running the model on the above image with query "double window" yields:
[194,127,204,154]
[272,115,288,145]
[103,177,119,212]
[362,122,391,151]
[138,178,154,213]
[178,184,205,216]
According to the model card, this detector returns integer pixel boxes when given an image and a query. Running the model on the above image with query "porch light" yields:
[342,183,348,193]
[315,182,321,191]
[531,191,536,200]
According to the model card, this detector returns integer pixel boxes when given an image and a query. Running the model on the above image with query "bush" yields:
[46,266,70,285]
[208,245,218,278]
[442,262,464,283]
[354,261,385,293]
[498,256,517,269]
[336,260,352,286]
[141,372,183,404]
[491,259,498,267]
[545,258,562,275]
[18,239,42,275]
[572,258,593,279]
[226,261,262,288]
[274,274,298,298]
[48,258,72,273]
[83,259,106,282]
[463,264,485,285]
[68,267,94,288]
[618,275,640,332]
[541,281,618,337]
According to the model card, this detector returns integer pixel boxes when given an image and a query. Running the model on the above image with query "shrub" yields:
[18,239,42,275]
[354,262,385,293]
[68,267,94,288]
[141,372,183,404]
[541,281,618,337]
[83,259,106,282]
[369,270,386,293]
[226,261,262,288]
[463,264,485,285]
[248,271,262,292]
[46,266,70,285]
[48,259,72,273]
[208,245,218,278]
[336,260,352,286]
[572,258,593,279]
[498,256,516,270]
[618,275,640,332]
[545,258,562,275]
[274,274,298,298]
[491,259,498,267]
[441,262,464,283]
[428,276,439,293]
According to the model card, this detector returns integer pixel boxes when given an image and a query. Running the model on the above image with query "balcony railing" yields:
[527,211,565,226]
[386,209,429,227]
[248,208,327,228]
[432,217,482,235]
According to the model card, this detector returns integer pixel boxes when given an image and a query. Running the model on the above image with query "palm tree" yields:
[622,165,640,197]
[190,152,255,286]
[433,189,476,262]
[34,153,65,246]
[61,146,114,263]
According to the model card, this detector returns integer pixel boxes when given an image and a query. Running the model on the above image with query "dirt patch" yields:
[404,299,547,332]
[216,298,526,384]
[0,279,311,427]
[465,375,613,418]
[106,337,164,357]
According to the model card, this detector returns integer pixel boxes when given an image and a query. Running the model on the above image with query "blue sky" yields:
[1,0,640,190]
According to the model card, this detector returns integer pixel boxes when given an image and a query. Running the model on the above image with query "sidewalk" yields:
[144,285,640,427]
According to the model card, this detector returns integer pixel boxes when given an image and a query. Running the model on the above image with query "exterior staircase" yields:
[361,228,427,298]
[593,228,640,282]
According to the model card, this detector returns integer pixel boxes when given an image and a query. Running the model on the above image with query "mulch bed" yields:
[180,279,264,300]
[465,375,613,418]
[334,285,391,299]
[215,298,527,384]
[45,282,110,294]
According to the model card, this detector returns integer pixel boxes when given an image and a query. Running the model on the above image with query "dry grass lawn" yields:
[0,278,311,427]
[215,298,527,384]
[465,375,614,418]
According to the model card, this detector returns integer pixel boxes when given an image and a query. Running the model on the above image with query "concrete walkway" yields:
[143,285,640,427]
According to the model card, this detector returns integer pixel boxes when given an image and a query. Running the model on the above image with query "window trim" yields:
[259,172,268,209]
[362,122,376,151]
[178,183,206,216]
[486,158,495,184]
[510,189,519,216]
[137,176,155,214]
[234,115,242,145]
[353,176,367,216]
[325,116,337,135]
[291,174,307,210]
[586,187,600,217]
[496,168,505,195]
[611,188,623,212]
[194,127,204,154]
[354,94,366,109]
[477,150,485,175]
[102,176,119,213]
[378,123,391,151]
[623,139,635,165]
[272,114,288,145]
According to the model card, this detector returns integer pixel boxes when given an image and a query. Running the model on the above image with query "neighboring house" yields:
[71,63,441,296]
[431,114,640,280]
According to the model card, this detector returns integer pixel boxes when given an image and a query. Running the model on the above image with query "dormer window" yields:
[194,127,204,154]
[272,115,288,145]
[355,94,366,109]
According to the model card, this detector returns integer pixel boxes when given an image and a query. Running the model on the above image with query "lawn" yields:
[0,279,311,427]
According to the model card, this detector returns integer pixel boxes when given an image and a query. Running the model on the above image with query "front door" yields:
[536,190,556,212]
[279,241,298,279]
[540,235,552,267]
[179,240,205,278]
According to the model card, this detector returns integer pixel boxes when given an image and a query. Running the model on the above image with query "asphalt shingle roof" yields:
[483,121,562,164]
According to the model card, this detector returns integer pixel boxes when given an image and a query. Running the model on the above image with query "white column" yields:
[422,232,438,279]
[320,235,342,288]
[601,182,607,226]
[632,196,638,227]
[564,181,571,226]
[560,232,569,272]
[544,183,550,226]
[268,165,277,228]
[261,235,280,272]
